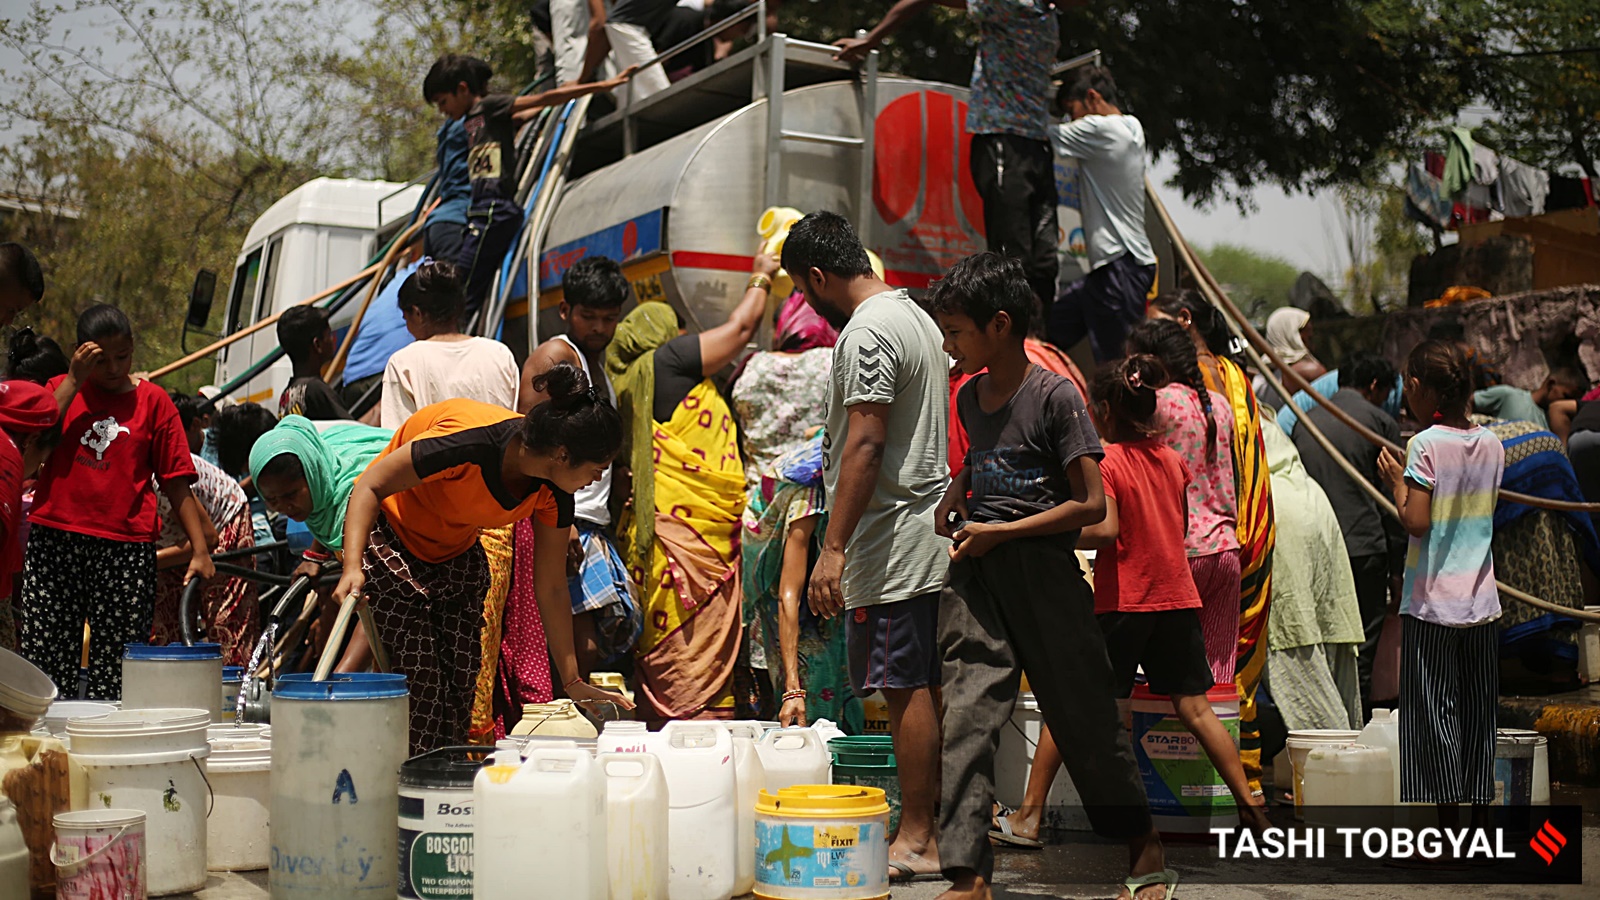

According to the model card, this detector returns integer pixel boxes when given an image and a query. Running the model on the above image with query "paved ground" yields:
[191,817,1600,900]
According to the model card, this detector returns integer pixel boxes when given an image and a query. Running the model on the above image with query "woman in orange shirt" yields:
[334,364,630,753]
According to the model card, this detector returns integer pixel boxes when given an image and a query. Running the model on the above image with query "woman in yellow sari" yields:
[1149,290,1276,793]
[605,250,779,722]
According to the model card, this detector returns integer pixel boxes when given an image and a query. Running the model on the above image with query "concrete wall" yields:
[1311,284,1600,390]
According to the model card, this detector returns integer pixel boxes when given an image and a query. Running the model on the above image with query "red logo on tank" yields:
[872,91,987,280]
[874,92,987,234]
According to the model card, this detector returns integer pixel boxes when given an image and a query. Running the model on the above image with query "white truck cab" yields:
[211,177,421,406]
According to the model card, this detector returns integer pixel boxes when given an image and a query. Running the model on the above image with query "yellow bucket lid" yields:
[756,784,890,818]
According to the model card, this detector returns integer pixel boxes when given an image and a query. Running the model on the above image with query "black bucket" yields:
[398,746,489,900]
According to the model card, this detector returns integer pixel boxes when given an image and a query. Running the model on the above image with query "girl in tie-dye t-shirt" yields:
[1378,340,1504,807]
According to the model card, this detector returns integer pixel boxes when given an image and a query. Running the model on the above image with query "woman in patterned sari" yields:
[1485,419,1600,680]
[1149,290,1276,793]
[731,291,842,724]
[606,249,778,722]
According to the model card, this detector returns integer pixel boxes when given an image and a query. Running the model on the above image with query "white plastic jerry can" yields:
[729,734,764,896]
[756,726,831,793]
[657,721,737,900]
[599,753,670,900]
[474,747,608,899]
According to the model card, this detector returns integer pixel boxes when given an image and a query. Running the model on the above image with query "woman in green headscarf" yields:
[248,415,394,669]
[248,416,394,555]
[604,248,777,722]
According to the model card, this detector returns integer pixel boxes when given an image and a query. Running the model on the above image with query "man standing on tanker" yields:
[836,0,1062,316]
[784,211,950,883]
[1047,65,1157,363]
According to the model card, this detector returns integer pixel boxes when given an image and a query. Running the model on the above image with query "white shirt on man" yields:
[1051,114,1156,270]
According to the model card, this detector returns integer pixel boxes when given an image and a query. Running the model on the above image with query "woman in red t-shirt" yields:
[0,379,61,652]
[20,305,215,700]
[1079,356,1269,831]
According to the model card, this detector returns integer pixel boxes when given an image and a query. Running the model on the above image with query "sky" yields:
[1149,157,1349,279]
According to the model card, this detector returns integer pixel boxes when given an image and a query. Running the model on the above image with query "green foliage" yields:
[0,0,451,386]
[1464,0,1600,179]
[1197,242,1301,319]
[781,0,976,84]
[1061,0,1482,206]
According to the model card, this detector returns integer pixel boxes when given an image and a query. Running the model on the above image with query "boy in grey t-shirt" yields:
[930,251,1169,900]
[783,211,950,883]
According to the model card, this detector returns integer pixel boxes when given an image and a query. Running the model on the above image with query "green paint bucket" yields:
[829,735,900,833]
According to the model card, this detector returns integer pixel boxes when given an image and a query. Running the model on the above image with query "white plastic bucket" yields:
[1286,729,1360,821]
[0,794,27,899]
[269,673,408,899]
[995,691,1089,831]
[0,646,57,733]
[123,643,224,722]
[67,708,211,896]
[1492,729,1539,807]
[207,736,271,871]
[208,722,269,743]
[41,701,117,738]
[1578,606,1600,684]
[51,809,147,900]
[1498,728,1551,805]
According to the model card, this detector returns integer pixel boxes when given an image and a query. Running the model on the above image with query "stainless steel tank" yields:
[536,76,1166,344]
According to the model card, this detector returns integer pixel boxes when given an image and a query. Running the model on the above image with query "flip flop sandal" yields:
[887,851,945,883]
[1120,868,1179,900]
[989,813,1044,849]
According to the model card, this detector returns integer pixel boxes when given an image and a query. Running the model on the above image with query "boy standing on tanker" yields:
[422,55,633,323]
[783,211,950,883]
[1047,66,1157,363]
[928,252,1169,900]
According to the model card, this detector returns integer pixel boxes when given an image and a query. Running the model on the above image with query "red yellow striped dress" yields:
[1207,356,1276,793]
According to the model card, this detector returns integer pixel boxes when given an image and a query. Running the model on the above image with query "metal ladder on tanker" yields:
[481,11,883,343]
[575,20,882,247]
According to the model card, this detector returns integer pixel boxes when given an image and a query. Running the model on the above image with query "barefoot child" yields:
[930,252,1170,900]
[1377,340,1503,809]
[1079,355,1271,835]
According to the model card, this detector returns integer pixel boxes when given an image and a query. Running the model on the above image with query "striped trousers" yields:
[1190,549,1242,684]
[1399,615,1498,804]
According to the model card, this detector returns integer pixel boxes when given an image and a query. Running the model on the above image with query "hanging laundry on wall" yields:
[1497,157,1550,217]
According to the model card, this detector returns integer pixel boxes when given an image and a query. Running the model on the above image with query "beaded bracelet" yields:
[781,689,807,701]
